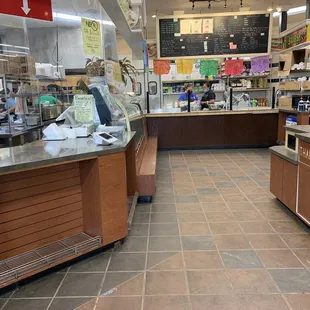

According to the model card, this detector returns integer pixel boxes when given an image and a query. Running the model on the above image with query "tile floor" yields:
[1,149,310,310]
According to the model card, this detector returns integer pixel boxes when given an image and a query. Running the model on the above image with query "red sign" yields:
[1,0,53,21]
[225,60,244,77]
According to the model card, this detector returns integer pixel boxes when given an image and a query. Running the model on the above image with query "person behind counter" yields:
[35,95,63,105]
[0,89,16,114]
[200,82,216,110]
[178,83,199,111]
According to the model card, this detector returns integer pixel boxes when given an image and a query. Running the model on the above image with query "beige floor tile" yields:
[293,249,310,267]
[96,297,142,310]
[214,235,251,250]
[184,251,224,269]
[239,221,274,234]
[256,250,303,268]
[284,294,310,310]
[210,222,243,235]
[187,270,232,294]
[177,213,206,223]
[247,234,288,249]
[281,234,310,249]
[205,212,236,223]
[233,211,264,222]
[201,203,229,212]
[144,296,190,310]
[236,294,289,310]
[176,203,203,213]
[179,223,211,235]
[145,271,188,295]
[227,270,278,294]
[191,295,239,310]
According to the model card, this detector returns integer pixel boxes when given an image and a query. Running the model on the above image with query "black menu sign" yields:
[158,13,271,58]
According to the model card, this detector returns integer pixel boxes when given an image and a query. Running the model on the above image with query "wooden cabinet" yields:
[270,153,284,200]
[282,160,297,213]
[270,153,297,212]
[298,162,310,224]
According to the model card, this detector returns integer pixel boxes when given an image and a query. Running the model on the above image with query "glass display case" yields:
[0,0,120,147]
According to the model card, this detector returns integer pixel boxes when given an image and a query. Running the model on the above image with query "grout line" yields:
[92,251,112,310]
[46,265,71,310]
[140,202,151,310]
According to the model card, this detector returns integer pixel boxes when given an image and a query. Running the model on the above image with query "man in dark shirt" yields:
[200,82,216,110]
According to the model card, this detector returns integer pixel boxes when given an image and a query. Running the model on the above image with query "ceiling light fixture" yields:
[190,0,227,10]
[0,43,29,50]
[240,0,243,8]
[152,14,156,18]
[267,8,273,12]
[276,7,281,12]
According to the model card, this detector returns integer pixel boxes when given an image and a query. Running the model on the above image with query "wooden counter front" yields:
[0,137,137,287]
[147,112,278,149]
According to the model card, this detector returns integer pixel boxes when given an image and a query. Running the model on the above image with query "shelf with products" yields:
[232,88,270,92]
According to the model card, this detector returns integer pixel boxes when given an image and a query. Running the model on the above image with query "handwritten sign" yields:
[251,55,269,73]
[81,18,102,57]
[225,59,244,76]
[74,95,94,123]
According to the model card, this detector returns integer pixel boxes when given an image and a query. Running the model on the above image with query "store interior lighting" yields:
[0,44,29,50]
[52,12,115,26]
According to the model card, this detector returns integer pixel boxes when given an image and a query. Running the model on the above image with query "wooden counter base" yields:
[0,139,137,287]
[147,113,278,149]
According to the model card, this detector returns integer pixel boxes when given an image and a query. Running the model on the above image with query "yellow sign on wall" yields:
[81,18,103,57]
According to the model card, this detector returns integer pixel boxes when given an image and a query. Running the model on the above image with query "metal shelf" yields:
[0,233,101,286]
[163,90,225,96]
[232,88,270,92]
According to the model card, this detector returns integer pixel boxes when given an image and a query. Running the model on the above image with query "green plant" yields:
[85,57,105,77]
[119,57,138,85]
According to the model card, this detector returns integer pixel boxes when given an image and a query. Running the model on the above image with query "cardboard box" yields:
[20,65,36,76]
[0,61,9,74]
[19,56,35,66]
[279,96,292,108]
[303,81,310,91]
[9,67,20,75]
[279,81,301,91]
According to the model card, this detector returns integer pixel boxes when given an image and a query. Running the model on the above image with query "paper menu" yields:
[180,20,191,34]
[191,19,202,34]
[203,18,214,34]
[74,95,94,124]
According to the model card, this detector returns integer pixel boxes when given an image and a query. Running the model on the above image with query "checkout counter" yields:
[270,125,310,225]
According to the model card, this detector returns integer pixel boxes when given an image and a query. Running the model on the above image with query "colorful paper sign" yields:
[200,59,218,76]
[251,55,270,73]
[81,18,103,57]
[1,0,53,21]
[176,59,194,75]
[154,60,171,75]
[224,60,244,76]
[105,60,123,88]
[74,95,94,124]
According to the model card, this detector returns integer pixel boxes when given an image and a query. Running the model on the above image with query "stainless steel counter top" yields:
[0,132,135,174]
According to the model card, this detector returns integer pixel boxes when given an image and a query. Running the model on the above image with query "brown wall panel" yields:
[0,200,82,233]
[146,114,278,149]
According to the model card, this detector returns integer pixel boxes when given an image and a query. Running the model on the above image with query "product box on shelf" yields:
[303,81,310,91]
[0,61,9,74]
[279,81,300,91]
[279,96,292,108]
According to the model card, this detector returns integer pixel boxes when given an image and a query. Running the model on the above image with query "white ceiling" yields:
[144,0,307,39]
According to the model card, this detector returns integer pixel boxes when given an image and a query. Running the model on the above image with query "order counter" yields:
[270,125,310,226]
[146,108,278,149]
[0,133,137,288]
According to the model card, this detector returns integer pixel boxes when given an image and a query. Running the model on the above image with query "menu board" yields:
[158,13,271,58]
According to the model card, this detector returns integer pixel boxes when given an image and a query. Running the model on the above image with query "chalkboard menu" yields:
[158,13,271,58]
